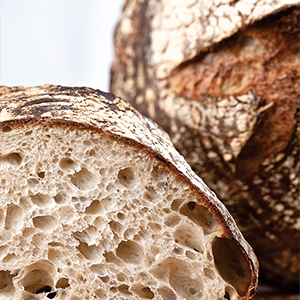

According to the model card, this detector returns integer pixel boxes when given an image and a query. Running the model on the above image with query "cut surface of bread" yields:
[0,85,258,300]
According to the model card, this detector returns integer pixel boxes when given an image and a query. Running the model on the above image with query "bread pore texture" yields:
[0,85,258,300]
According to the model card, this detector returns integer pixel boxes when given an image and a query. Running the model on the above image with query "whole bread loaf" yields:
[0,85,258,300]
[110,0,300,289]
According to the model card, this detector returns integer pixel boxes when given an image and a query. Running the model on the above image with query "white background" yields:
[1,0,124,92]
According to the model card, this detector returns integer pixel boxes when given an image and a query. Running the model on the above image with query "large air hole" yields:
[118,284,132,295]
[0,270,15,294]
[149,222,162,231]
[164,213,181,227]
[54,191,69,204]
[30,193,52,207]
[109,221,123,235]
[157,286,177,300]
[37,171,45,179]
[131,284,155,299]
[70,168,97,190]
[124,228,137,239]
[203,268,215,280]
[5,204,24,233]
[172,247,184,255]
[36,285,52,293]
[35,285,57,298]
[73,226,98,245]
[103,251,124,266]
[110,286,118,293]
[179,201,218,234]
[76,241,102,262]
[55,277,70,289]
[90,264,107,276]
[0,152,22,166]
[118,167,136,188]
[95,288,106,298]
[116,272,127,282]
[2,253,17,264]
[143,186,158,202]
[99,276,110,283]
[48,248,65,266]
[19,261,55,295]
[117,212,126,220]
[224,291,230,299]
[185,250,197,260]
[116,240,144,264]
[59,157,78,171]
[84,200,103,214]
[212,237,251,297]
[174,224,203,253]
[33,215,58,233]
[171,198,184,211]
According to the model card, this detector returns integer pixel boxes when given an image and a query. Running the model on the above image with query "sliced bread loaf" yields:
[0,85,258,300]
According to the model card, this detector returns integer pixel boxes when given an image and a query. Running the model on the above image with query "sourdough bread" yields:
[0,85,258,300]
[110,0,300,289]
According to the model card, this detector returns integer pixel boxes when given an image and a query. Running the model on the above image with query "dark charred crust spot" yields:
[20,98,66,108]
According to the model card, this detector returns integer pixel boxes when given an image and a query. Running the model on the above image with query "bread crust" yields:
[0,84,258,299]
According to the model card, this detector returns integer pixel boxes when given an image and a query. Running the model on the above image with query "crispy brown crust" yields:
[0,84,258,299]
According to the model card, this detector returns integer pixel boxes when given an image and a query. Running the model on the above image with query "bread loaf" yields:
[110,0,300,289]
[0,85,258,300]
